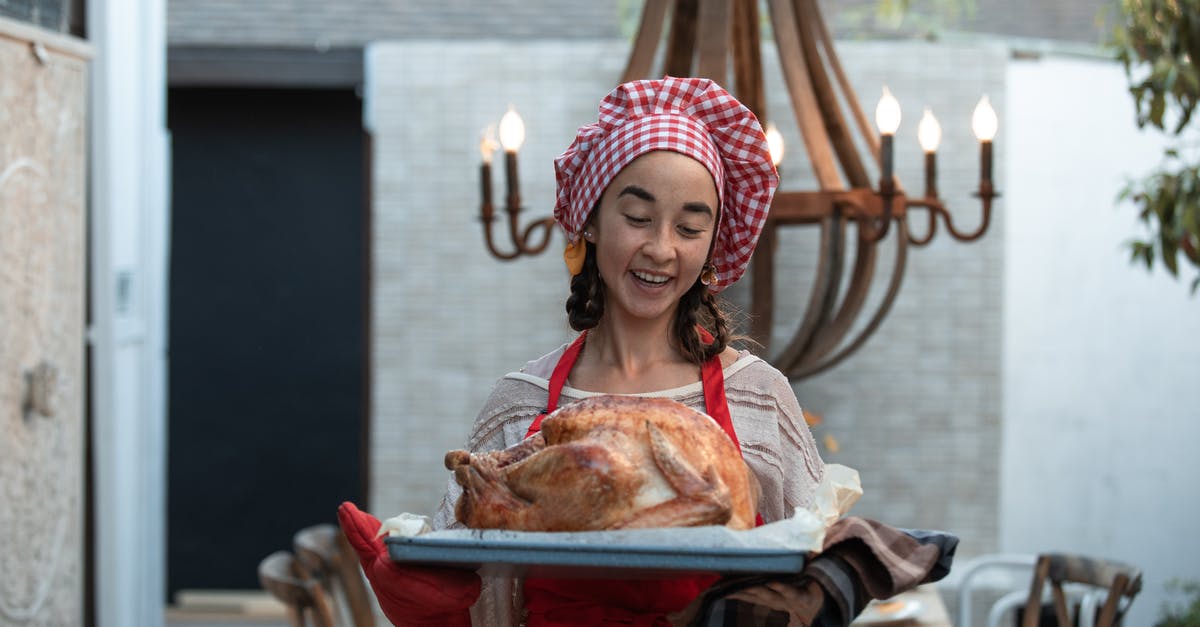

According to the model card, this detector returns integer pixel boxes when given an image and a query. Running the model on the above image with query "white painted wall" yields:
[1003,54,1200,626]
[88,0,170,623]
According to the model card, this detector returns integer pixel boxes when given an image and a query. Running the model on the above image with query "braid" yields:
[673,281,731,366]
[565,243,604,331]
[674,284,704,364]
[702,290,732,353]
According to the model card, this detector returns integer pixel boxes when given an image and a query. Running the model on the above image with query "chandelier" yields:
[476,0,998,380]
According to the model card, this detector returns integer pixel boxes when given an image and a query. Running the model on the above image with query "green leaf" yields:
[1162,228,1181,276]
[1174,98,1196,133]
[1151,91,1168,129]
[1130,240,1156,269]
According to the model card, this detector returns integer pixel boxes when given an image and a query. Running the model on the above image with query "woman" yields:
[340,77,826,626]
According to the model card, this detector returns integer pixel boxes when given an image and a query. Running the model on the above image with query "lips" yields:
[631,270,671,286]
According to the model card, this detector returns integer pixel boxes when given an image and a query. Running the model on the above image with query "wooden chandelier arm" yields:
[664,0,700,77]
[795,0,870,188]
[789,219,910,380]
[621,0,670,83]
[812,0,878,160]
[696,0,732,82]
[749,223,777,350]
[767,0,843,190]
[731,0,765,119]
[769,211,844,371]
[797,218,881,368]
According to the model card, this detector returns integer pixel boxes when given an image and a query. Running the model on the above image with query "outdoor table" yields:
[852,584,952,626]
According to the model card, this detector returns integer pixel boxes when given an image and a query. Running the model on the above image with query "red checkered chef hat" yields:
[553,76,778,291]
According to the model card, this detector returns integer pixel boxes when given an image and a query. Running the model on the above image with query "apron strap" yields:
[695,327,739,450]
[524,330,588,438]
[527,327,765,527]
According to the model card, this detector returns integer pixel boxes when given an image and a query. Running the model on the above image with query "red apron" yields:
[521,329,758,627]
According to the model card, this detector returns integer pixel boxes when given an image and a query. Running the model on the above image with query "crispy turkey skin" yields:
[445,395,760,531]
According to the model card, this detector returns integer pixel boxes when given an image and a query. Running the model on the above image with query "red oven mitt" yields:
[337,502,481,627]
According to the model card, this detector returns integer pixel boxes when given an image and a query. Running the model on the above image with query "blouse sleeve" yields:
[431,376,547,530]
[764,367,825,515]
[724,357,825,522]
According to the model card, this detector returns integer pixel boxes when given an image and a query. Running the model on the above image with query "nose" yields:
[640,224,676,263]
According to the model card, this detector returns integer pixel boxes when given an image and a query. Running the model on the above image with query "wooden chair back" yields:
[258,550,336,627]
[294,523,376,627]
[1020,553,1143,627]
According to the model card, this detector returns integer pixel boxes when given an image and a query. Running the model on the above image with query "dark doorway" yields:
[166,87,367,598]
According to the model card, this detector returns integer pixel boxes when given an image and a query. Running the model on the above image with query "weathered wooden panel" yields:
[0,16,89,627]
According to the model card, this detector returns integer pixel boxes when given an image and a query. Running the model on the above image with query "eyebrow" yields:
[618,185,655,202]
[618,185,715,217]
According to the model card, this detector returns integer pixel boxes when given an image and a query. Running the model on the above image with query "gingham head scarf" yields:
[553,76,778,292]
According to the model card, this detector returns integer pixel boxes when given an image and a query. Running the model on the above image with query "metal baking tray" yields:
[386,532,807,579]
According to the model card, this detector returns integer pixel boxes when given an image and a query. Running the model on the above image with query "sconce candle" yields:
[972,95,998,185]
[918,108,941,199]
[499,106,526,210]
[875,87,901,183]
[979,140,992,186]
[480,162,493,217]
[479,129,496,214]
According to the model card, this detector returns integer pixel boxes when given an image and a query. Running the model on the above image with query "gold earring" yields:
[700,263,717,286]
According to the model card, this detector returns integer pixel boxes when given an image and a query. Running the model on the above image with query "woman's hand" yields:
[338,502,481,626]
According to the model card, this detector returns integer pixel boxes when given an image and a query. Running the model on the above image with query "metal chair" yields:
[293,523,377,627]
[956,553,1038,627]
[258,550,336,627]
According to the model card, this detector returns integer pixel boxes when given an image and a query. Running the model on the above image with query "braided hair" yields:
[565,242,732,366]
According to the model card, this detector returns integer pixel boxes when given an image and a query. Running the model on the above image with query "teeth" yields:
[632,270,669,284]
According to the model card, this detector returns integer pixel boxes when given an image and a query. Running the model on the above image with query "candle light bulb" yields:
[765,122,785,167]
[498,105,526,153]
[875,86,902,135]
[972,95,998,142]
[917,108,942,153]
[479,125,498,164]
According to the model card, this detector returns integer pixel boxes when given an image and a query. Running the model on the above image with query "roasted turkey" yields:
[445,395,760,531]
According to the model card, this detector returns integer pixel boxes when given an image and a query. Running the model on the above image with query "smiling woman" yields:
[339,77,829,627]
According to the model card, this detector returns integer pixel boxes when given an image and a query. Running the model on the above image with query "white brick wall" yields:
[365,40,631,518]
[366,39,1007,558]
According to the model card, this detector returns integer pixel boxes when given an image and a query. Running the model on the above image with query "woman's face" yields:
[587,150,719,325]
